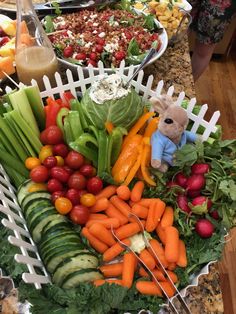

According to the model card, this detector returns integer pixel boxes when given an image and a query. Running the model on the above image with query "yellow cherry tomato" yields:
[39,146,53,162]
[55,197,72,215]
[80,193,96,207]
[55,155,64,166]
[28,183,47,193]
[25,157,41,170]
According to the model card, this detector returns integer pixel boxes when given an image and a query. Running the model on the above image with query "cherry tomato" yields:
[68,173,87,190]
[66,188,81,205]
[43,126,64,145]
[65,151,84,169]
[52,144,69,158]
[79,164,96,178]
[75,52,87,60]
[47,178,63,193]
[63,46,73,58]
[77,189,87,199]
[51,190,66,204]
[124,32,132,40]
[87,59,97,67]
[43,156,57,169]
[86,177,103,194]
[80,193,96,207]
[69,205,90,224]
[55,156,64,166]
[28,183,47,193]
[30,165,49,183]
[63,165,74,176]
[89,52,97,61]
[114,51,126,61]
[25,157,41,170]
[50,166,70,183]
[96,38,105,45]
[95,44,103,53]
[40,129,49,144]
[55,197,72,215]
[39,146,53,162]
[0,36,10,47]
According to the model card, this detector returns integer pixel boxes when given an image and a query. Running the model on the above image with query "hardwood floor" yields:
[194,47,236,313]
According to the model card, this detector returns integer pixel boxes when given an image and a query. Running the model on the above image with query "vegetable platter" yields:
[0,63,235,314]
[43,0,168,76]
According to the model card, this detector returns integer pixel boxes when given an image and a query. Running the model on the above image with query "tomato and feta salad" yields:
[44,8,162,68]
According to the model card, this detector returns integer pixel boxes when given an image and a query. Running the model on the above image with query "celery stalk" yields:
[1,162,26,188]
[9,89,40,136]
[0,129,17,156]
[0,146,29,177]
[24,86,45,130]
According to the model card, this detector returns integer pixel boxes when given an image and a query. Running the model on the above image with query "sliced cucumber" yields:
[24,200,52,220]
[28,207,56,231]
[21,191,51,212]
[32,214,59,243]
[39,230,77,251]
[17,179,33,205]
[62,268,103,289]
[41,216,70,237]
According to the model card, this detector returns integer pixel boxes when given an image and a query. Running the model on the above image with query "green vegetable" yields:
[97,130,110,177]
[80,88,144,131]
[110,127,127,165]
[69,141,98,167]
[127,38,140,56]
[44,15,55,33]
[63,115,73,145]
[68,111,83,141]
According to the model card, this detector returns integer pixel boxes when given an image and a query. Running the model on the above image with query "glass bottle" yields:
[15,0,58,90]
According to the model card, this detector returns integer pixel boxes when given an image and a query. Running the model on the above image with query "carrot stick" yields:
[110,195,132,218]
[160,206,174,228]
[86,218,120,229]
[115,222,142,239]
[105,203,128,225]
[139,249,156,270]
[100,262,123,277]
[88,213,108,220]
[164,226,180,263]
[96,185,117,200]
[130,181,145,202]
[122,252,137,288]
[89,223,116,247]
[159,281,176,297]
[103,239,131,262]
[177,239,187,267]
[166,271,178,283]
[81,227,108,254]
[167,263,176,271]
[139,267,166,281]
[131,203,149,219]
[136,281,162,296]
[148,238,168,268]
[90,197,109,213]
[156,224,166,245]
[116,185,131,200]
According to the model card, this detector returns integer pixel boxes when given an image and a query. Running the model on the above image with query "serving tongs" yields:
[111,213,192,314]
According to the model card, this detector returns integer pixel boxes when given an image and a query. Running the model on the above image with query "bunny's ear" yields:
[149,95,174,114]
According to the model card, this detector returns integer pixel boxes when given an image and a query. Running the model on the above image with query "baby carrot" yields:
[139,267,166,281]
[156,224,166,245]
[116,185,131,201]
[88,213,108,220]
[115,222,142,239]
[164,226,180,263]
[159,281,176,298]
[136,281,162,296]
[105,203,128,225]
[166,271,178,284]
[100,262,123,277]
[146,199,165,232]
[93,279,123,287]
[89,223,116,247]
[167,263,176,271]
[86,218,120,229]
[148,238,168,268]
[122,252,137,288]
[139,248,156,270]
[177,239,187,267]
[105,279,123,286]
[136,198,153,207]
[103,239,131,262]
[131,203,149,219]
[110,195,132,218]
[130,181,145,202]
[81,227,108,254]
[96,185,117,200]
[90,197,109,213]
[160,206,174,228]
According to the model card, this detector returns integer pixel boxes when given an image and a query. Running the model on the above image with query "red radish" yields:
[177,194,191,213]
[186,174,205,191]
[210,210,220,220]
[187,189,201,198]
[166,181,179,188]
[192,196,212,209]
[195,219,214,238]
[191,163,210,175]
[175,172,188,188]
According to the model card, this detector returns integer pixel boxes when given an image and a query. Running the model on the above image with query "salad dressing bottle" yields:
[15,0,58,90]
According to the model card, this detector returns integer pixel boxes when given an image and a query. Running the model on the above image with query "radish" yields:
[186,174,205,191]
[195,219,215,238]
[187,189,201,198]
[210,210,220,220]
[175,172,188,188]
[191,163,210,175]
[177,194,191,213]
[167,181,179,188]
[192,196,212,209]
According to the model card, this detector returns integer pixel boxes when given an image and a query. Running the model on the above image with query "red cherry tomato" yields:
[51,190,66,204]
[30,165,49,183]
[69,205,90,225]
[50,166,70,183]
[79,164,96,178]
[66,189,81,205]
[63,46,73,58]
[53,144,69,158]
[43,156,57,169]
[68,173,87,190]
[47,178,63,193]
[75,52,87,60]
[86,177,103,194]
[89,52,97,61]
[95,44,103,53]
[63,165,74,176]
[40,126,64,145]
[114,51,126,61]
[40,129,48,144]
[65,151,84,169]
[96,38,105,45]
[77,189,87,199]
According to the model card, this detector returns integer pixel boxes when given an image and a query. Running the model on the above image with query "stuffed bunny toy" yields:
[150,95,197,173]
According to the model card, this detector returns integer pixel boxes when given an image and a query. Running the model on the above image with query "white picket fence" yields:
[1,61,220,291]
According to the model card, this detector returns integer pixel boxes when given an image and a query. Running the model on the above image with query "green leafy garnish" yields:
[44,15,55,34]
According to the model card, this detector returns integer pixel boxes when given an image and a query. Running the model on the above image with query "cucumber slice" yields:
[28,207,55,231]
[32,214,59,243]
[39,230,76,251]
[21,191,51,212]
[24,200,52,220]
[41,216,70,237]
[17,179,33,205]
[62,268,103,289]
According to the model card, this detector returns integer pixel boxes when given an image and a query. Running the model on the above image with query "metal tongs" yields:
[111,213,192,314]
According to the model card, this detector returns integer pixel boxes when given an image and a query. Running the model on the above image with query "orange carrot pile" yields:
[81,180,188,298]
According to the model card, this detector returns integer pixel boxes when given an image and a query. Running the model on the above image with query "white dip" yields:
[89,74,130,104]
